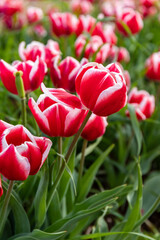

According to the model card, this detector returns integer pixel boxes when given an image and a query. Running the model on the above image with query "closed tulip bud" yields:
[75,62,127,116]
[145,52,160,81]
[71,0,93,15]
[0,57,47,94]
[110,46,130,63]
[50,56,88,92]
[28,84,86,137]
[127,87,155,120]
[81,113,107,141]
[0,120,52,181]
[116,8,143,36]
[49,12,78,37]
[76,15,96,36]
[34,24,47,38]
[26,6,43,24]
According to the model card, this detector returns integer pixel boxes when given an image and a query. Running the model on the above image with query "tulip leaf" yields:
[128,104,142,156]
[34,164,49,228]
[76,144,115,202]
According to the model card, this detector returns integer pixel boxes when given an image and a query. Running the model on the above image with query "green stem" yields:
[47,110,92,209]
[0,181,14,237]
[77,139,88,191]
[21,97,27,127]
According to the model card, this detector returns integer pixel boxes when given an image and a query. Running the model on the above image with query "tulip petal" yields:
[35,137,52,166]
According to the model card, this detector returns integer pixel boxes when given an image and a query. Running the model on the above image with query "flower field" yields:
[0,0,160,239]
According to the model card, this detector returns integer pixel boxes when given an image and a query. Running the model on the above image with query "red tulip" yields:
[95,43,111,64]
[0,175,3,197]
[28,84,86,137]
[0,57,47,94]
[49,12,78,37]
[145,52,160,81]
[127,87,155,120]
[81,114,107,141]
[110,46,130,63]
[50,56,88,92]
[34,24,47,38]
[71,0,92,15]
[26,6,43,24]
[0,120,52,181]
[140,0,157,8]
[0,0,23,16]
[19,40,60,67]
[116,8,143,36]
[76,15,96,36]
[75,62,127,116]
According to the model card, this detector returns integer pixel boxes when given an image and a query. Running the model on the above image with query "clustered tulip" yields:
[50,56,88,92]
[28,84,86,137]
[75,62,127,116]
[81,114,108,141]
[145,52,160,81]
[0,120,52,181]
[0,57,46,94]
[127,87,155,120]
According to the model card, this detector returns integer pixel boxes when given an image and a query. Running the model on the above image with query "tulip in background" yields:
[71,0,93,15]
[26,6,43,24]
[50,56,88,92]
[127,87,155,120]
[19,40,61,67]
[0,120,52,182]
[28,85,86,137]
[75,62,127,116]
[145,51,160,81]
[81,114,107,141]
[116,8,144,36]
[0,57,47,94]
[110,46,130,63]
[76,15,96,36]
[49,12,78,37]
[0,0,23,16]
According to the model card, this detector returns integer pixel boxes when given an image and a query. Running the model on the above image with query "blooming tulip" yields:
[26,6,43,24]
[0,57,46,94]
[81,114,107,141]
[76,15,96,36]
[49,12,78,37]
[127,87,155,120]
[0,120,52,181]
[110,46,130,63]
[145,52,160,81]
[28,84,86,137]
[116,8,143,36]
[0,0,23,16]
[75,62,127,116]
[50,56,88,92]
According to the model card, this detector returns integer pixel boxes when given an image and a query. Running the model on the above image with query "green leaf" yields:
[76,144,115,202]
[34,165,49,228]
[128,104,142,156]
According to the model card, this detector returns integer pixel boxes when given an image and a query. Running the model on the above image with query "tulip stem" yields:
[0,180,14,237]
[77,139,88,191]
[21,97,27,127]
[47,110,92,209]
[58,137,63,171]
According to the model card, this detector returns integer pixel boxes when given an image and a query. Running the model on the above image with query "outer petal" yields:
[0,120,13,136]
[35,136,52,166]
[0,144,30,181]
[18,41,26,61]
[26,142,42,175]
[0,60,18,94]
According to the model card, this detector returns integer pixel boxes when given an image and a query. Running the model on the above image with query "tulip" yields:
[145,52,160,81]
[116,8,143,36]
[71,0,93,15]
[34,24,47,38]
[28,84,86,137]
[75,62,127,116]
[0,0,23,16]
[81,114,107,141]
[76,15,96,36]
[0,57,47,94]
[127,87,155,120]
[0,120,52,181]
[110,46,130,63]
[49,12,78,37]
[26,6,43,24]
[50,56,88,92]
[19,40,60,67]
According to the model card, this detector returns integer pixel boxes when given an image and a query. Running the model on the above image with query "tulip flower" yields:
[71,0,93,15]
[26,6,43,24]
[0,120,52,181]
[76,15,96,36]
[0,57,47,94]
[127,87,155,120]
[145,52,160,81]
[34,24,47,38]
[116,8,143,36]
[110,46,130,63]
[28,84,86,137]
[75,62,127,116]
[19,40,60,67]
[81,114,107,141]
[0,0,23,16]
[50,56,88,92]
[49,12,78,37]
